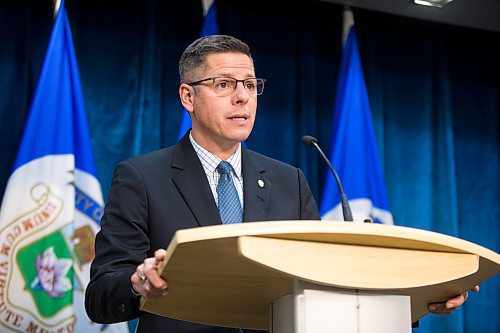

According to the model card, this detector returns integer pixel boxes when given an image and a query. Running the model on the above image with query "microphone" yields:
[302,135,353,221]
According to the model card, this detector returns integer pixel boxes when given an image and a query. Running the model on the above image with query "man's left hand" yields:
[428,285,480,315]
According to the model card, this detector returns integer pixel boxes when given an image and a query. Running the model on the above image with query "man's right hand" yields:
[130,249,168,298]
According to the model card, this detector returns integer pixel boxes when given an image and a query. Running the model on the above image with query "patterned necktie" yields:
[216,161,243,224]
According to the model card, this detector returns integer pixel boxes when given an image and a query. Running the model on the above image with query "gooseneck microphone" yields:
[302,135,353,221]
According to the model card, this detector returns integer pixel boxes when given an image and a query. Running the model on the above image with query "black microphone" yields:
[302,135,353,221]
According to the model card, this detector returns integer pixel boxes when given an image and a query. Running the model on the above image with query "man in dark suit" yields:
[85,35,476,333]
[85,34,319,332]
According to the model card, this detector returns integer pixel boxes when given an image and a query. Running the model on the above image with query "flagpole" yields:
[52,0,88,299]
[52,0,88,317]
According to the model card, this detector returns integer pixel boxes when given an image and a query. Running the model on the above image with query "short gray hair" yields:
[179,35,253,84]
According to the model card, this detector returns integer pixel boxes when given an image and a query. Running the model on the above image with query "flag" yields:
[320,11,393,224]
[0,1,128,332]
[177,0,220,141]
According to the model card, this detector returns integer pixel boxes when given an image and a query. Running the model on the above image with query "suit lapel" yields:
[170,135,222,227]
[242,149,270,222]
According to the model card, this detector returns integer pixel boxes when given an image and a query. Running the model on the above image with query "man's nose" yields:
[232,81,250,103]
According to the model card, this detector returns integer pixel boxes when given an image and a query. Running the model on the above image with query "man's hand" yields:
[428,285,480,315]
[130,249,168,298]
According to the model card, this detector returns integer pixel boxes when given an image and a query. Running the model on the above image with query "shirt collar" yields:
[189,132,242,179]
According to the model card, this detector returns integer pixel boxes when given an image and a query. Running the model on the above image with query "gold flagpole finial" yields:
[342,7,354,48]
[53,0,61,20]
[201,0,215,16]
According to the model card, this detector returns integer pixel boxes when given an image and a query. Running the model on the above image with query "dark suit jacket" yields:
[85,134,320,333]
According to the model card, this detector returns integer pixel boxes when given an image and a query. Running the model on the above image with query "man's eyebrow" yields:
[212,72,256,78]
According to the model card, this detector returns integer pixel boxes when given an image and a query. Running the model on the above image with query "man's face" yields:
[182,52,257,152]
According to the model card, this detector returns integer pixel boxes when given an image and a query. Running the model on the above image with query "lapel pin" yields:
[258,179,264,188]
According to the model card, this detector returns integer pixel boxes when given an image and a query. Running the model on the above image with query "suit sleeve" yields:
[85,161,150,323]
[298,168,321,220]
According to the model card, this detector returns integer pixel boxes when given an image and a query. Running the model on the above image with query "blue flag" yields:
[0,1,128,332]
[320,26,393,224]
[177,0,220,141]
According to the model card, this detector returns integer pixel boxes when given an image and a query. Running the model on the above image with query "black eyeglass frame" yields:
[187,77,266,96]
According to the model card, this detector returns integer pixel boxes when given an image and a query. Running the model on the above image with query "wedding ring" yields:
[139,274,147,284]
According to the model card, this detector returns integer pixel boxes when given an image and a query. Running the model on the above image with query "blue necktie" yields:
[216,161,243,224]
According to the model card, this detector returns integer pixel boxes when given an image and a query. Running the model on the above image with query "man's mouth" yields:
[228,114,249,121]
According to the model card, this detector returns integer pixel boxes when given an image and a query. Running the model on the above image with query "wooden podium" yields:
[140,221,499,332]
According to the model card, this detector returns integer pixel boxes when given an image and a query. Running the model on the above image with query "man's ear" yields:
[179,84,194,112]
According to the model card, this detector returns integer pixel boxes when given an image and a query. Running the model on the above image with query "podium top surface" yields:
[141,221,499,330]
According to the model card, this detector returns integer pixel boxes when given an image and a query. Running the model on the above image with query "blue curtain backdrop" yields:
[0,1,498,332]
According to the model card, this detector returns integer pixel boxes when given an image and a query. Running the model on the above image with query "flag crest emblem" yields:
[20,234,73,315]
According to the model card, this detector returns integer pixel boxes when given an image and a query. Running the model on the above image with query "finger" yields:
[139,272,148,285]
[141,279,167,298]
[433,308,456,315]
[134,264,146,282]
[136,272,166,298]
[154,249,167,261]
[428,302,457,315]
[428,302,446,313]
[130,268,147,296]
[445,293,467,309]
[143,257,168,291]
[471,285,480,293]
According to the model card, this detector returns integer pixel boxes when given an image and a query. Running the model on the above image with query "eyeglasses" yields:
[187,77,266,96]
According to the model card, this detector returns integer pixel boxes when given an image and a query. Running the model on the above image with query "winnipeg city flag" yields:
[0,2,127,333]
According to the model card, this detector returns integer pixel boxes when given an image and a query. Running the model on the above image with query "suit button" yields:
[118,304,126,313]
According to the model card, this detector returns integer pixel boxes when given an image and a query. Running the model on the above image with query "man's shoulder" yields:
[244,149,298,172]
[121,146,175,170]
